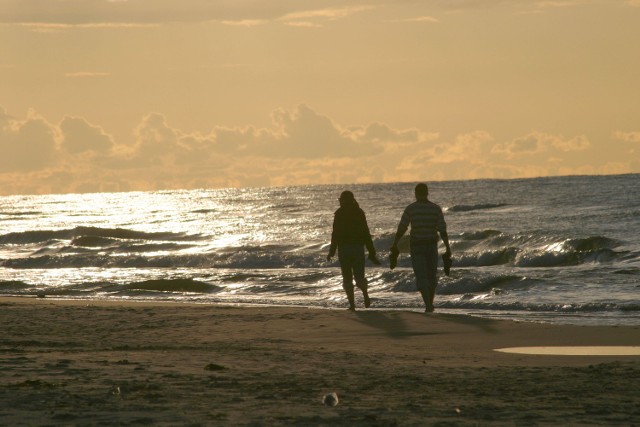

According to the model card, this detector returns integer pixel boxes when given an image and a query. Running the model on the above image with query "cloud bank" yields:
[1,104,636,195]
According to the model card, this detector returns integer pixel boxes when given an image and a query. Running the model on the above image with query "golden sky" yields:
[1,0,639,195]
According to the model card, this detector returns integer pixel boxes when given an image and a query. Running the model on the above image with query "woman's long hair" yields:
[339,190,360,209]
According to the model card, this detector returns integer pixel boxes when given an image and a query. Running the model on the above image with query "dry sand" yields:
[1,297,639,426]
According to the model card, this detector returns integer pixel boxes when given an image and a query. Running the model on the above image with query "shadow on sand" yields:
[353,311,440,339]
[354,311,499,338]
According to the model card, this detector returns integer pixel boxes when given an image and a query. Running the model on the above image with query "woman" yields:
[327,190,380,310]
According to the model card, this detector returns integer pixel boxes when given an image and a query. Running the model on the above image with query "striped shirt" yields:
[395,199,447,242]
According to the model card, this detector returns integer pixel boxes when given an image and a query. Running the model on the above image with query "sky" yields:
[1,0,639,195]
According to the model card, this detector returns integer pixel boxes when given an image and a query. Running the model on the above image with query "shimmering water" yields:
[1,174,639,325]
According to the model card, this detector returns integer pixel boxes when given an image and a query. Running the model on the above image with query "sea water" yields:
[1,174,638,325]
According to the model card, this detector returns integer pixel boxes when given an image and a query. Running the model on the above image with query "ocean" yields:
[1,174,639,325]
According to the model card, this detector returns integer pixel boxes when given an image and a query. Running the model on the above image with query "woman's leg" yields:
[338,246,356,310]
[351,245,370,308]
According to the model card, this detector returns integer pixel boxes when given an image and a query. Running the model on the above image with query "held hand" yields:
[327,254,333,262]
[368,252,381,266]
[389,245,400,270]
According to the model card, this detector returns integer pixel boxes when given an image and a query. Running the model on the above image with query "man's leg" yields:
[410,245,431,310]
[424,242,439,311]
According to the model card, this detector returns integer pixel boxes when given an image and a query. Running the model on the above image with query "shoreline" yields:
[1,297,639,425]
[3,294,639,327]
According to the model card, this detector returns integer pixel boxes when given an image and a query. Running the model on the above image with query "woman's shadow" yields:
[354,311,441,339]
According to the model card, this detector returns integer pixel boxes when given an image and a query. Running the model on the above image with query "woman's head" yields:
[339,190,357,207]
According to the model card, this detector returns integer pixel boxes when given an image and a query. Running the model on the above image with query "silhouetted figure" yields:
[327,191,381,310]
[391,183,451,312]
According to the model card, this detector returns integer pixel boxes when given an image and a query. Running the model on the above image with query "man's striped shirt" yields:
[396,199,447,242]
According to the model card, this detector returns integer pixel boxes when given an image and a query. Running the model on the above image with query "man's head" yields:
[414,183,429,200]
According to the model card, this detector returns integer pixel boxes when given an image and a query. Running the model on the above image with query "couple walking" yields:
[327,183,452,312]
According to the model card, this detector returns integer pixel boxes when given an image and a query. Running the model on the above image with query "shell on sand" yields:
[322,392,339,406]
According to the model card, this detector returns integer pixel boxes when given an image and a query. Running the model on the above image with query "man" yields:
[391,183,451,312]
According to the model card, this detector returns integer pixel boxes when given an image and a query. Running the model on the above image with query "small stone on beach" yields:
[204,363,226,371]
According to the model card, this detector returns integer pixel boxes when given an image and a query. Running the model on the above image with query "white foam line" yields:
[494,346,640,356]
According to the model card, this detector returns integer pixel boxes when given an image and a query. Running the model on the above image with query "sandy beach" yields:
[1,297,638,426]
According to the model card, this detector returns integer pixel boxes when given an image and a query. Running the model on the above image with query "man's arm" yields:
[440,230,452,256]
[437,207,451,256]
[391,210,409,250]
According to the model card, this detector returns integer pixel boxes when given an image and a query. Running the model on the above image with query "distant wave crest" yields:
[447,203,509,213]
[0,226,200,245]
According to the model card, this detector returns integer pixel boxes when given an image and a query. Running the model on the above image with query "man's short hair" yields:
[415,183,429,197]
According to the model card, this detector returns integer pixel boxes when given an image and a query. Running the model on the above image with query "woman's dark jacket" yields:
[328,205,376,258]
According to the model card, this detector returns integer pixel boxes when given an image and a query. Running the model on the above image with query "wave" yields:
[121,278,222,293]
[458,230,502,241]
[0,280,32,291]
[0,250,329,270]
[71,236,120,247]
[0,246,626,271]
[438,300,640,313]
[375,271,528,295]
[453,248,518,267]
[0,226,202,245]
[447,203,509,213]
[438,275,528,295]
[563,236,618,251]
[0,211,41,217]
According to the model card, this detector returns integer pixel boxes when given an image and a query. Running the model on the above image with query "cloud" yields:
[64,72,111,78]
[0,104,637,195]
[351,122,437,145]
[430,131,494,164]
[0,107,59,172]
[279,6,375,21]
[613,131,640,143]
[279,5,375,27]
[19,22,160,33]
[1,1,375,27]
[129,113,217,166]
[389,16,439,23]
[492,132,590,158]
[265,104,376,158]
[221,19,267,27]
[284,21,323,28]
[59,117,114,154]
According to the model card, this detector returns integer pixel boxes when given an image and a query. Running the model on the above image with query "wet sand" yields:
[1,297,639,426]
